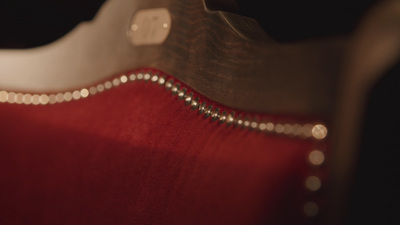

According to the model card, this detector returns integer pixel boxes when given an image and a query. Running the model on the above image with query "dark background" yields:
[0,0,378,48]
[0,0,399,224]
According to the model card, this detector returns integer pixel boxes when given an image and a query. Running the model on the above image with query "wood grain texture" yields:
[129,0,349,118]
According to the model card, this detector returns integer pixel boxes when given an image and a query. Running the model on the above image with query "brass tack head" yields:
[312,124,328,140]
[177,88,187,100]
[284,124,292,135]
[226,112,235,126]
[39,94,50,105]
[190,97,200,110]
[0,91,8,103]
[204,105,213,118]
[235,115,244,128]
[259,122,267,131]
[120,75,128,83]
[97,84,105,92]
[158,76,166,85]
[143,73,151,81]
[15,93,24,104]
[304,202,319,217]
[80,89,89,98]
[305,176,322,191]
[56,93,64,103]
[274,123,284,134]
[104,81,112,89]
[136,73,144,80]
[251,121,258,130]
[63,92,73,102]
[185,93,193,106]
[165,79,174,90]
[72,90,81,100]
[309,150,325,166]
[112,78,121,86]
[243,117,251,128]
[7,92,16,104]
[266,122,275,132]
[23,93,33,105]
[198,102,207,115]
[129,73,137,81]
[292,124,303,136]
[89,87,98,95]
[219,111,227,124]
[48,94,57,104]
[211,108,220,122]
[151,75,159,83]
[171,83,181,95]
[32,94,41,105]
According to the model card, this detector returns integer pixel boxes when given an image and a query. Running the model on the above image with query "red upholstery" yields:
[0,68,329,225]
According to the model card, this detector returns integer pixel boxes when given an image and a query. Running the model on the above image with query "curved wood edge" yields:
[324,0,400,224]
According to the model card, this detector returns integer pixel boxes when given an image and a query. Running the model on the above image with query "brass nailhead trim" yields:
[0,71,328,140]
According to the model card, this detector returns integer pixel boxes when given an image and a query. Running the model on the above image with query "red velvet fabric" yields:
[0,68,329,225]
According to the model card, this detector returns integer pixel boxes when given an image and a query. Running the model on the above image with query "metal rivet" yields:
[266,122,275,132]
[158,76,166,85]
[259,122,267,131]
[211,108,220,122]
[32,94,40,105]
[104,81,112,89]
[23,93,32,105]
[165,79,174,90]
[129,73,137,81]
[251,121,259,130]
[48,94,57,104]
[191,97,200,110]
[56,93,64,103]
[112,78,121,86]
[39,94,49,105]
[7,92,16,104]
[198,102,207,115]
[243,117,251,128]
[72,90,81,100]
[171,83,181,95]
[309,150,325,166]
[143,73,151,81]
[204,105,213,118]
[305,176,322,191]
[64,92,73,102]
[219,111,227,124]
[15,93,24,104]
[275,124,284,134]
[120,75,128,83]
[292,124,303,136]
[97,84,105,92]
[177,88,187,100]
[185,93,193,106]
[89,87,98,95]
[151,75,159,83]
[304,202,319,217]
[137,73,144,80]
[0,91,8,103]
[235,115,244,127]
[226,112,235,126]
[312,124,328,140]
[80,89,89,98]
[284,124,292,135]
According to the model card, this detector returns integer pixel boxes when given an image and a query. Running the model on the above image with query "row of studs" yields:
[0,71,328,140]
[303,148,326,218]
